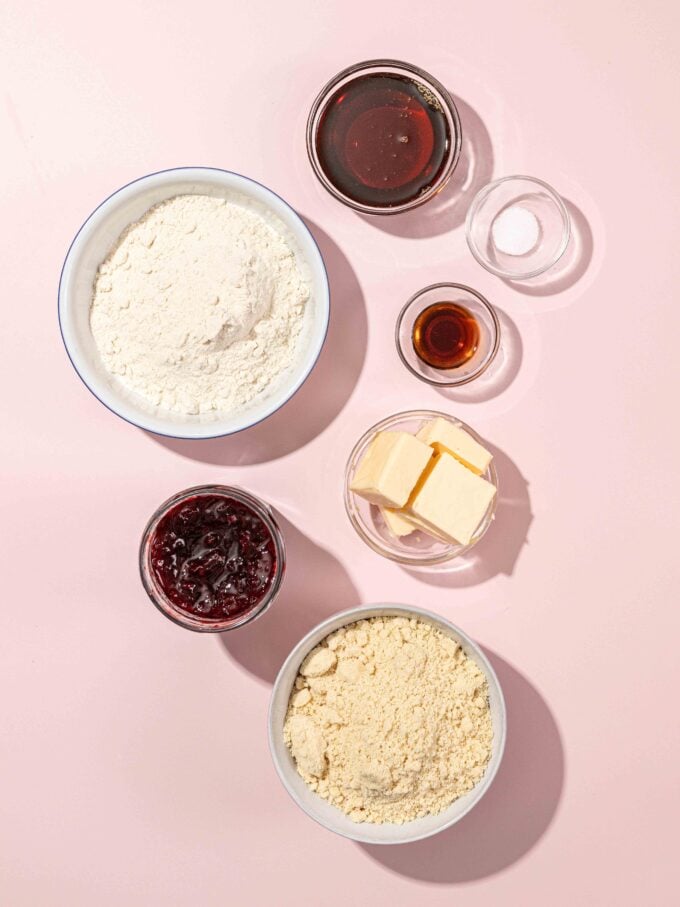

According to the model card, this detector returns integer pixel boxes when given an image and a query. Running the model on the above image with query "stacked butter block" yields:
[350,417,496,546]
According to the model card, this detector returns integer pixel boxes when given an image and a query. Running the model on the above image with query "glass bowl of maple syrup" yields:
[307,60,462,215]
[395,283,500,386]
[344,411,498,567]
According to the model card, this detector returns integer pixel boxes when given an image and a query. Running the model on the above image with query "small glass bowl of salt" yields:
[465,176,571,280]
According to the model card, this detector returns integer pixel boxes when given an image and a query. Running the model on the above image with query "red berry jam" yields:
[148,493,278,622]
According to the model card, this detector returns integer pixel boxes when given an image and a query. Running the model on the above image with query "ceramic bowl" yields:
[58,167,330,438]
[269,603,506,844]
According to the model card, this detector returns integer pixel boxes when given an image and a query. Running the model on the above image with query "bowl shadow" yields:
[405,444,532,588]
[357,95,493,239]
[218,514,361,683]
[435,306,523,405]
[146,220,367,465]
[502,200,593,297]
[359,650,564,882]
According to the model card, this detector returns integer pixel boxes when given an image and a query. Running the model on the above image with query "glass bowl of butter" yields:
[344,411,498,566]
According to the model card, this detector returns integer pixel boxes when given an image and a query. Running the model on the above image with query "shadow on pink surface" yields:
[148,220,366,465]
[217,514,360,682]
[502,200,593,297]
[406,444,532,587]
[360,651,564,882]
[357,95,494,239]
[435,306,523,404]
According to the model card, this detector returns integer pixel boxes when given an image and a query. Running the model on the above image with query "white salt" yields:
[491,205,540,256]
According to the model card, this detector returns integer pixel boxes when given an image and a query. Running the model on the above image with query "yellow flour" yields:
[283,616,493,824]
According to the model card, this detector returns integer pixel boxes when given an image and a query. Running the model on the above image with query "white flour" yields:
[90,194,310,415]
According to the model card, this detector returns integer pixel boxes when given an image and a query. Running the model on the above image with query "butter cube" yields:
[380,506,418,538]
[405,452,496,545]
[389,509,448,542]
[350,431,433,509]
[416,417,492,475]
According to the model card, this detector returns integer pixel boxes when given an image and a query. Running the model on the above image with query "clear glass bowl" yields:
[344,411,498,566]
[466,175,571,280]
[139,484,286,632]
[396,283,500,386]
[306,59,462,215]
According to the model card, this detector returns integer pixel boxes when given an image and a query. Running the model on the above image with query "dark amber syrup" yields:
[316,74,450,207]
[412,302,480,369]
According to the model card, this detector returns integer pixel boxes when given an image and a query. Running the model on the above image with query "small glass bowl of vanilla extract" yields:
[307,60,462,215]
[396,283,500,386]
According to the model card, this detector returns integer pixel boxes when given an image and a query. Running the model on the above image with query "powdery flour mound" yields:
[90,194,310,415]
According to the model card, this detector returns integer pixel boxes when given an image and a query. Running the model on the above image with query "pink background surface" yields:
[2,1,679,904]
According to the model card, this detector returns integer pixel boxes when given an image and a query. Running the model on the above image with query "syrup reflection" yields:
[357,95,494,239]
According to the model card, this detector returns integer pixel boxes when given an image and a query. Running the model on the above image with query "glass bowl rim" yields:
[139,483,286,632]
[306,58,462,216]
[344,410,498,566]
[465,174,572,280]
[395,283,501,387]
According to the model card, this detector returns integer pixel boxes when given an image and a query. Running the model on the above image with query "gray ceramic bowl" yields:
[268,604,506,844]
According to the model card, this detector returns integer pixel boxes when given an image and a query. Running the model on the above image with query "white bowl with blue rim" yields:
[58,167,330,439]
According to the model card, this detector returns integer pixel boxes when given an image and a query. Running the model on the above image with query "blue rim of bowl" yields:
[57,166,331,440]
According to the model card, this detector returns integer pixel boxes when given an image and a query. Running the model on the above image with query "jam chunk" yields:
[150,494,277,621]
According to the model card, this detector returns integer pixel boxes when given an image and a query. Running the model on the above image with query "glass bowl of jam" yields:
[396,283,500,387]
[139,485,285,632]
[307,60,462,215]
[344,411,498,567]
